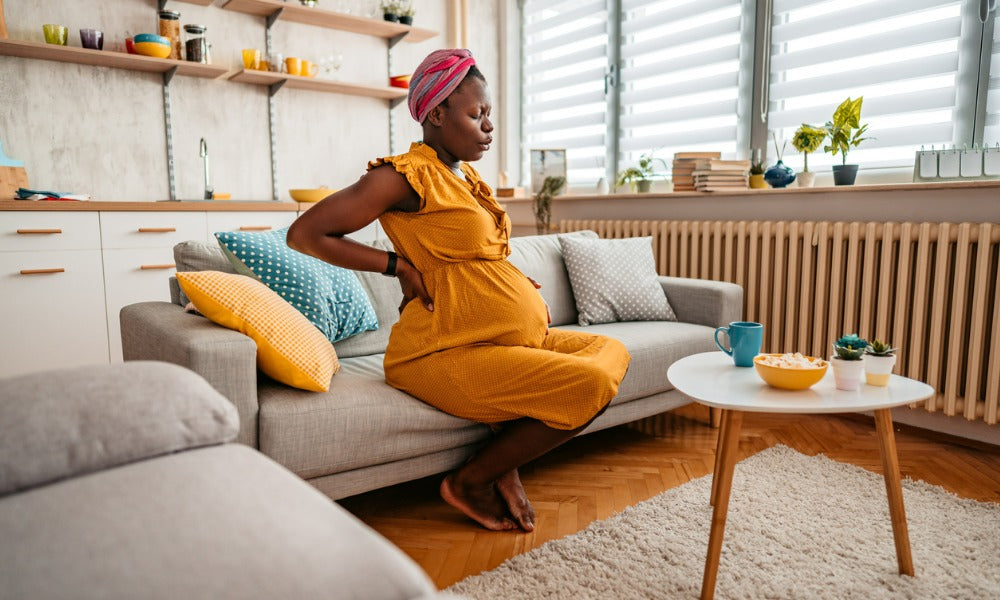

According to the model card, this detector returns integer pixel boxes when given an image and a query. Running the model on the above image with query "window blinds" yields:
[985,18,1000,144]
[618,0,745,170]
[768,0,964,171]
[522,0,610,184]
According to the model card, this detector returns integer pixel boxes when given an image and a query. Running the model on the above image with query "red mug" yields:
[125,37,136,54]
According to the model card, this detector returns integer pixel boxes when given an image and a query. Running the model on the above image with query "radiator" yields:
[560,219,1000,425]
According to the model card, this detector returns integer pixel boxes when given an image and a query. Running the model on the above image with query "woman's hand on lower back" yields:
[396,257,433,312]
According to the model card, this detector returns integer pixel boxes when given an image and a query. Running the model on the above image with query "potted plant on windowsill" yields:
[824,97,871,186]
[831,333,867,391]
[381,0,399,21]
[616,152,667,193]
[749,148,766,189]
[533,175,566,235]
[791,123,826,188]
[863,339,897,386]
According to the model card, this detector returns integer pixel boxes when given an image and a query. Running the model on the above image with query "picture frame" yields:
[529,149,567,194]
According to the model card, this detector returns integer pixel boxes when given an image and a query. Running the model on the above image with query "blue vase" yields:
[763,160,796,188]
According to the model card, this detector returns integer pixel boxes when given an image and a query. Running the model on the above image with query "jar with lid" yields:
[184,24,209,64]
[158,10,182,60]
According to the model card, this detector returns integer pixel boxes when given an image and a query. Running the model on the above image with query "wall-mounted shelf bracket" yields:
[162,65,179,86]
[389,96,406,109]
[268,80,286,97]
[266,8,284,29]
[158,0,169,12]
[388,33,407,49]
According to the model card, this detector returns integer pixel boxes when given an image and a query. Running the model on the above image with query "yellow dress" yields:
[372,142,630,430]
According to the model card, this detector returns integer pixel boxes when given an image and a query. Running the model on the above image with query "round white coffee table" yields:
[667,351,935,600]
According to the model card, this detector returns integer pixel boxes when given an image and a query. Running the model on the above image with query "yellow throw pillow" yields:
[176,271,339,392]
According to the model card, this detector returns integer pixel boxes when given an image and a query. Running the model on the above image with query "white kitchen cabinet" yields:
[205,211,298,241]
[0,211,108,377]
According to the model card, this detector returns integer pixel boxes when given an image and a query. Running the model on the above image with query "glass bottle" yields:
[158,10,182,60]
[183,24,208,63]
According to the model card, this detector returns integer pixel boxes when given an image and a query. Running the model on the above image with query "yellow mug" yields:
[301,60,318,78]
[43,24,68,46]
[242,48,261,70]
[285,56,302,76]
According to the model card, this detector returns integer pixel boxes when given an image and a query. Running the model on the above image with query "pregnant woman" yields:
[287,49,630,531]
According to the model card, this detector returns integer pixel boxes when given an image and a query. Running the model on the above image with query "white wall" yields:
[0,0,500,202]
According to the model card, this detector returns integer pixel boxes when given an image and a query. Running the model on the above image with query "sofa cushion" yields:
[172,240,235,305]
[215,227,379,344]
[555,321,718,404]
[177,271,340,392]
[0,362,238,497]
[559,235,677,326]
[258,354,490,480]
[0,444,440,600]
[507,230,598,326]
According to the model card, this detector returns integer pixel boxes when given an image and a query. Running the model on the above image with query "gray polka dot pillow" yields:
[559,235,676,326]
[215,227,378,343]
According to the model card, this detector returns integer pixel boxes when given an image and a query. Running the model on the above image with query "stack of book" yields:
[692,158,751,192]
[671,152,721,191]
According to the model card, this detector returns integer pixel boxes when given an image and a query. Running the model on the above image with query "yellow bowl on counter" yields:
[289,188,334,203]
[753,354,828,390]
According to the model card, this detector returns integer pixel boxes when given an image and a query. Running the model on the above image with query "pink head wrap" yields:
[407,49,477,124]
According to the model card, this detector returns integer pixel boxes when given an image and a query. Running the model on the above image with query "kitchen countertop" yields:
[0,200,305,212]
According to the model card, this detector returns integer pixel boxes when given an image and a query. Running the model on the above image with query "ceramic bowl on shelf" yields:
[133,33,169,45]
[753,354,828,390]
[133,34,171,59]
[389,74,411,89]
[289,188,334,202]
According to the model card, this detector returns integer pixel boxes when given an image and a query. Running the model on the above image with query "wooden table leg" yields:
[701,409,742,600]
[710,409,731,507]
[874,408,914,576]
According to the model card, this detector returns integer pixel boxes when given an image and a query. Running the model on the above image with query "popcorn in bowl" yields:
[757,352,826,369]
[754,353,829,390]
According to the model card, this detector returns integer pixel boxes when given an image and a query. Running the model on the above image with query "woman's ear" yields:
[425,104,446,127]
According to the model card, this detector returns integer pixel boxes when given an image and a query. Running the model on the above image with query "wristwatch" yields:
[383,251,398,277]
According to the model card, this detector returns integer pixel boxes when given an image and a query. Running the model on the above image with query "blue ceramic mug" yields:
[714,321,764,367]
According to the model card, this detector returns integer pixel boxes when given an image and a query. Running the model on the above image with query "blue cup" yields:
[714,321,763,367]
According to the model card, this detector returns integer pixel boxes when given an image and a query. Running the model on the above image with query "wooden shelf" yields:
[229,68,407,100]
[173,0,215,5]
[221,0,436,43]
[0,39,228,79]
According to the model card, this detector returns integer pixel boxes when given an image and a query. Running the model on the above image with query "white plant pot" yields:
[830,356,864,391]
[863,354,897,386]
[797,171,816,188]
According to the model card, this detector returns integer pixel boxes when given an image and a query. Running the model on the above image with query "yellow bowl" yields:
[134,41,171,59]
[289,188,334,202]
[753,354,828,390]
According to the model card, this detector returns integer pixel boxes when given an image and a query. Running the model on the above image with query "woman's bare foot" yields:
[496,469,535,531]
[440,474,517,531]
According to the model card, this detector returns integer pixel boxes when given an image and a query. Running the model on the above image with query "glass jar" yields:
[157,10,182,60]
[183,24,208,64]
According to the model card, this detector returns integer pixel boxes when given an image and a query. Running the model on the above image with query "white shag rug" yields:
[447,445,1000,599]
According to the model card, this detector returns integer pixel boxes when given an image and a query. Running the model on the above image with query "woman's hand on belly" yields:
[526,276,550,325]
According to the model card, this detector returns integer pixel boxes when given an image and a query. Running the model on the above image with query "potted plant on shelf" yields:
[863,339,897,387]
[824,96,871,186]
[616,151,667,193]
[831,333,867,391]
[381,0,399,21]
[791,123,826,188]
[763,133,796,188]
[397,1,414,25]
[749,148,766,189]
[533,175,566,235]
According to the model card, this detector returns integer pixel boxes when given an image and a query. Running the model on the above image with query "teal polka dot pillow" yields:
[214,227,378,343]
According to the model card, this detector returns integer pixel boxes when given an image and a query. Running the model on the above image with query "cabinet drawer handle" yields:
[137,227,177,233]
[20,268,65,275]
[140,264,177,270]
[17,229,63,234]
[239,225,273,231]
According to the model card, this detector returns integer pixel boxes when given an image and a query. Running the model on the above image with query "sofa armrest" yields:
[120,301,260,447]
[659,276,743,328]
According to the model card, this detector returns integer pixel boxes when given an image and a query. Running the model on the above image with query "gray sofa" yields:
[120,231,742,500]
[0,361,448,600]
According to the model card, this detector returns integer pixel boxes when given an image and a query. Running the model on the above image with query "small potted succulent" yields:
[863,339,897,387]
[831,333,867,391]
[749,148,766,189]
[397,1,415,25]
[381,0,399,21]
[791,123,826,188]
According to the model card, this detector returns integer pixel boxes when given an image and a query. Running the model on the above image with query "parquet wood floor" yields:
[339,406,1000,590]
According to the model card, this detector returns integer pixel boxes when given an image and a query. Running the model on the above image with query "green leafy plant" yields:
[833,334,868,361]
[824,97,871,165]
[380,0,400,14]
[791,124,826,173]
[615,152,668,191]
[533,175,566,235]
[866,339,897,356]
[397,1,414,17]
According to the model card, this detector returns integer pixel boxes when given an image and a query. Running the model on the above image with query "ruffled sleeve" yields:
[368,153,427,208]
